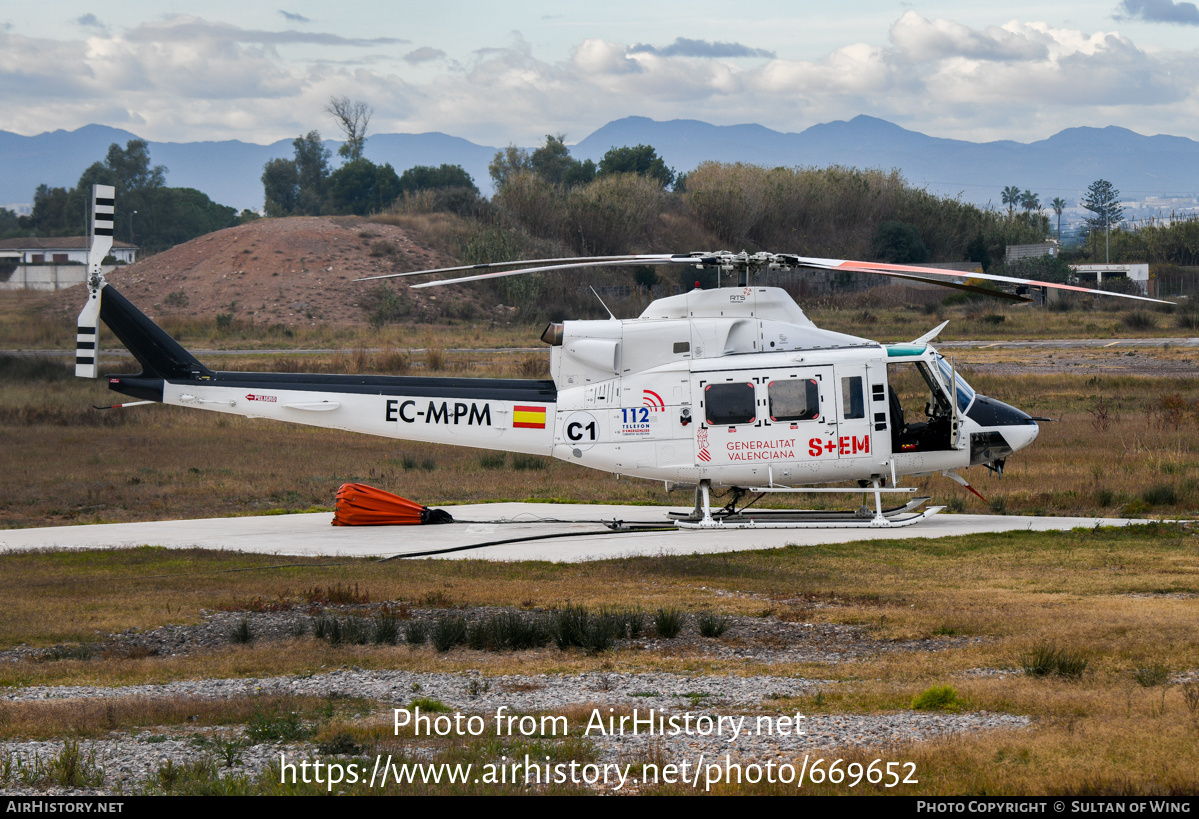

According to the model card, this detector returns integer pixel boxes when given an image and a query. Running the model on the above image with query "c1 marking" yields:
[564,411,599,451]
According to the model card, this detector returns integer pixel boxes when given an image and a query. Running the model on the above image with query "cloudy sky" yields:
[4,1,1199,146]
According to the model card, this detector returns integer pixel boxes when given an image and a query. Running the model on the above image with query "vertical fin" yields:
[75,184,115,378]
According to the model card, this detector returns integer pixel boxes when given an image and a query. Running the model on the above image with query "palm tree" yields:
[1020,190,1040,214]
[1001,185,1021,217]
[1051,197,1067,241]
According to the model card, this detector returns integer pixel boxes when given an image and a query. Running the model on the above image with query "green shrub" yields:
[466,612,550,651]
[549,604,589,650]
[653,607,684,639]
[409,697,452,713]
[697,611,729,638]
[47,740,105,788]
[911,685,963,712]
[229,618,254,645]
[246,703,309,742]
[373,613,400,645]
[1133,662,1169,688]
[1022,642,1088,679]
[403,620,428,646]
[548,604,635,652]
[479,452,506,469]
[430,616,467,652]
[512,454,548,470]
[1142,484,1178,506]
[1121,310,1156,330]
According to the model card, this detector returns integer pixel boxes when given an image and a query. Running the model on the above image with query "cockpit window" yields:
[935,355,975,413]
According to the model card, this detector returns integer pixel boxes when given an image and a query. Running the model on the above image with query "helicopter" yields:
[75,185,1168,529]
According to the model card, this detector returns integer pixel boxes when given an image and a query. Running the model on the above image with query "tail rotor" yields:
[75,184,114,379]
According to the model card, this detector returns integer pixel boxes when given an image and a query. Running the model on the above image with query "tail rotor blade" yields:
[76,184,115,379]
[75,289,102,378]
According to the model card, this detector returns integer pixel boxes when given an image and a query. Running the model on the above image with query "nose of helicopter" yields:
[998,415,1040,453]
[965,394,1040,462]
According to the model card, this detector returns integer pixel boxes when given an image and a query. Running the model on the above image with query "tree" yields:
[261,132,329,217]
[134,187,238,249]
[325,96,372,161]
[1082,179,1123,229]
[1001,185,1021,217]
[261,158,299,217]
[488,145,532,189]
[873,220,929,264]
[597,144,675,188]
[24,185,71,235]
[1004,254,1072,284]
[397,164,477,194]
[1020,190,1040,214]
[325,158,401,215]
[529,134,595,187]
[99,140,167,195]
[0,206,20,239]
[1050,197,1067,241]
[292,131,331,215]
[1082,179,1124,262]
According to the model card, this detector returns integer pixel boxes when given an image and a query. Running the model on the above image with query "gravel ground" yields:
[1,607,1027,795]
[1,666,1029,795]
[2,607,979,666]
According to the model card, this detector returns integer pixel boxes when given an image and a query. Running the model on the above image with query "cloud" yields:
[1,12,1198,149]
[890,11,1049,62]
[279,10,311,24]
[1117,0,1199,24]
[627,37,775,59]
[125,15,405,47]
[76,14,106,30]
[404,47,446,64]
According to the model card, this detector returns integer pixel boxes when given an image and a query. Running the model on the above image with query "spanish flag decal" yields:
[513,405,547,429]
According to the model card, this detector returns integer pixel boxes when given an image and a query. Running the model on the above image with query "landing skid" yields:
[671,480,944,529]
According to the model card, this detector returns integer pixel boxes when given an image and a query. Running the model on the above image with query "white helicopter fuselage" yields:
[139,286,1037,492]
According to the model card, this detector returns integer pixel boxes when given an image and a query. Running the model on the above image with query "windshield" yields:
[935,355,975,414]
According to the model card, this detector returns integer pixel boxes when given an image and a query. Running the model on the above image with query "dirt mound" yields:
[51,216,476,325]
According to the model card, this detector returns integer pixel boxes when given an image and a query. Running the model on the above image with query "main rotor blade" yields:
[385,247,1170,305]
[789,257,1171,305]
[408,255,697,288]
[862,271,1031,302]
[355,254,675,282]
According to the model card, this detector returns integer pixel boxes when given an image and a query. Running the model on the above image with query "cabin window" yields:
[768,379,819,422]
[841,377,865,420]
[673,341,690,354]
[705,382,756,426]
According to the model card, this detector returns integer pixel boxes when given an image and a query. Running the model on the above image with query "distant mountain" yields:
[574,115,1199,207]
[5,116,1198,214]
[0,127,497,212]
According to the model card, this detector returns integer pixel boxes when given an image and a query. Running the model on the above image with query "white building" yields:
[1068,263,1149,294]
[0,237,137,291]
[0,236,137,265]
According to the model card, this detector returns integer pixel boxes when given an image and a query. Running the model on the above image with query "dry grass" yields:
[0,524,1195,794]
[2,523,1196,671]
[0,693,356,740]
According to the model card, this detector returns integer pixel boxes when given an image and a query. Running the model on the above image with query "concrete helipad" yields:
[0,504,1150,562]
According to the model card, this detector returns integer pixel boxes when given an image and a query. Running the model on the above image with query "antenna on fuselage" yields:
[589,286,617,320]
